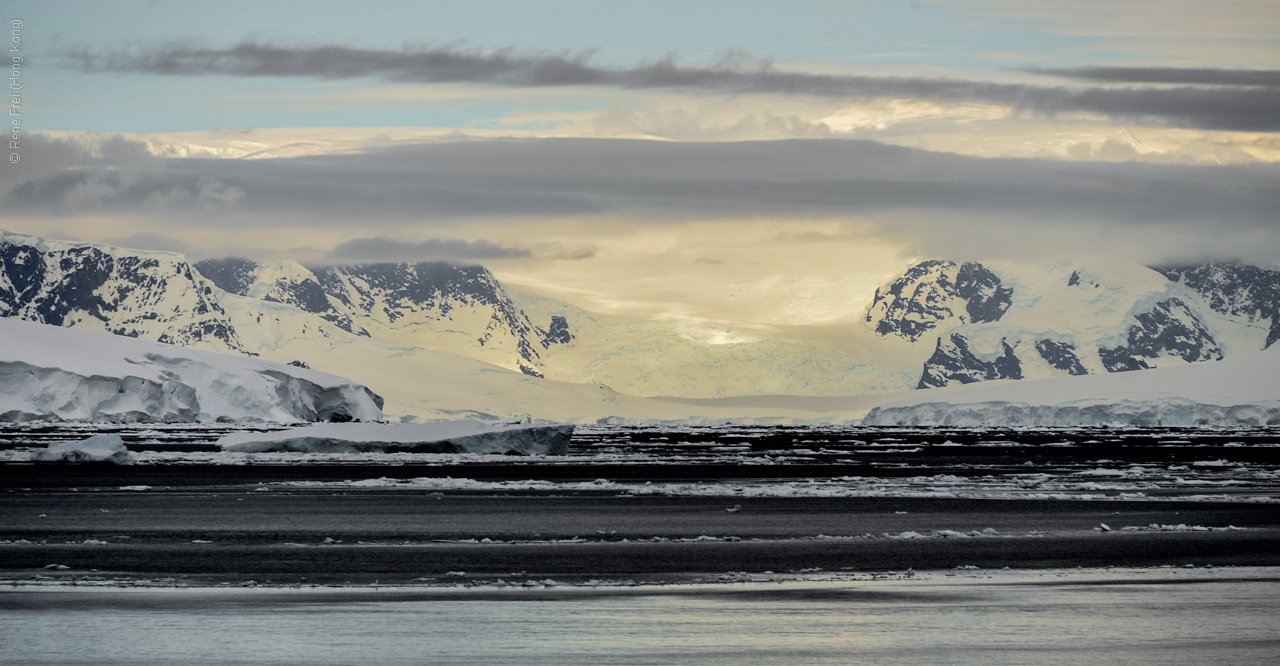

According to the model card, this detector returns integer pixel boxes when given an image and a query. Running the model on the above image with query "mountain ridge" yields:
[2,229,1277,420]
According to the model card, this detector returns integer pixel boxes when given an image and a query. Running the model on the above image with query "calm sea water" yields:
[3,571,1277,666]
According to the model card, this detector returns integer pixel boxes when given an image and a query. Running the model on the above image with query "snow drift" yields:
[216,421,575,455]
[31,434,134,464]
[0,318,383,423]
[863,346,1280,426]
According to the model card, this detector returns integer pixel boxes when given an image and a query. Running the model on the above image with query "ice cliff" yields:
[0,318,383,423]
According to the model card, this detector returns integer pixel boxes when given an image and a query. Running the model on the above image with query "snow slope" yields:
[863,347,1280,426]
[214,282,906,423]
[509,289,919,398]
[195,258,566,377]
[0,318,383,423]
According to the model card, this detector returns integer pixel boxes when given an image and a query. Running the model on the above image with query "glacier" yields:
[0,318,383,423]
[863,346,1280,426]
[216,420,575,455]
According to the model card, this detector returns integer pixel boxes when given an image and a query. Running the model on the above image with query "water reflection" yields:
[4,571,1278,666]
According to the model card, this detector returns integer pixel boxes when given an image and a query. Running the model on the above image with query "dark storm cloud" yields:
[327,237,532,262]
[8,135,1277,235]
[61,42,1280,131]
[1029,67,1280,88]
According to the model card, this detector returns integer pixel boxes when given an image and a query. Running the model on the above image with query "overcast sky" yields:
[3,0,1278,327]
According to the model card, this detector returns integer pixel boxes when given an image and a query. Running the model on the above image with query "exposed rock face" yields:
[189,258,258,298]
[193,259,572,376]
[1035,340,1089,376]
[1097,347,1152,373]
[1156,263,1280,349]
[1,231,246,354]
[1098,298,1223,372]
[540,315,574,347]
[868,260,1013,342]
[918,334,1022,388]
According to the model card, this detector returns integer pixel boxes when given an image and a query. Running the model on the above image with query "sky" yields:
[2,0,1278,329]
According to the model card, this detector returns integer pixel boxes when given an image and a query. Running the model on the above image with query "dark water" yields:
[4,571,1277,665]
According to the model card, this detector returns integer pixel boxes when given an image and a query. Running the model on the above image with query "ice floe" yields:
[31,434,134,464]
[216,420,575,455]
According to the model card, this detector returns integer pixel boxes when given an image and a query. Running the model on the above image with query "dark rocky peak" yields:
[1098,297,1223,372]
[918,334,1022,388]
[869,260,1013,341]
[193,258,258,296]
[539,315,574,348]
[954,262,1014,324]
[1097,347,1151,373]
[1034,339,1089,375]
[263,275,332,315]
[1067,270,1100,289]
[1156,262,1280,349]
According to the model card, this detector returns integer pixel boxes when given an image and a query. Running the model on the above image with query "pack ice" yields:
[0,318,383,423]
[216,421,575,455]
[863,345,1280,426]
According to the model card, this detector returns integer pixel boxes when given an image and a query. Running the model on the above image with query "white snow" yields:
[0,318,383,423]
[864,346,1280,426]
[216,420,575,455]
[31,434,134,464]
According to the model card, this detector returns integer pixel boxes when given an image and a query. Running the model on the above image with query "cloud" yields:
[326,236,531,263]
[6,134,1277,265]
[60,41,1280,131]
[1029,66,1280,87]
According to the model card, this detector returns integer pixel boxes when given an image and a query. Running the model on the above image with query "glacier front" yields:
[0,318,384,423]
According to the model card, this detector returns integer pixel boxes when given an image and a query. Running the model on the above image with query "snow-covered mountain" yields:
[866,260,1276,389]
[194,258,568,376]
[0,230,245,354]
[1155,263,1280,349]
[3,229,1277,422]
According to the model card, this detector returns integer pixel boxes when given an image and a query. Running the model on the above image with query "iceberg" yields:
[0,318,383,423]
[31,434,134,464]
[216,420,575,455]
